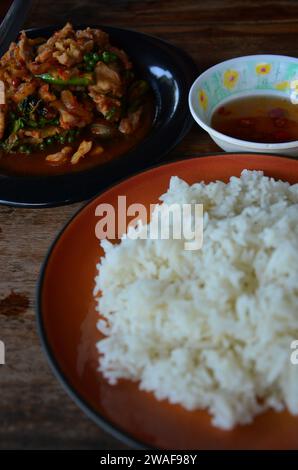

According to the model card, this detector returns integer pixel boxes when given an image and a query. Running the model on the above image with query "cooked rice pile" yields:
[94,170,298,430]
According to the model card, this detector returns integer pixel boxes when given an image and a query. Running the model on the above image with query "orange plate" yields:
[37,154,298,449]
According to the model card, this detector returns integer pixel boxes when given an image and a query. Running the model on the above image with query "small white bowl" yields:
[188,54,298,156]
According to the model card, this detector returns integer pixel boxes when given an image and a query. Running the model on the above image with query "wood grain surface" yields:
[0,0,298,450]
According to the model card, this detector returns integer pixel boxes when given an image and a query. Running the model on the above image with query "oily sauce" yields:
[0,99,155,176]
[211,95,298,144]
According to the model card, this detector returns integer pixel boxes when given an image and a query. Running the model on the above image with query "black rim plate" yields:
[0,24,197,208]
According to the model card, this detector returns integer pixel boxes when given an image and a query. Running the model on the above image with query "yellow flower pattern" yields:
[256,63,272,75]
[198,89,208,111]
[223,69,239,90]
[275,81,290,91]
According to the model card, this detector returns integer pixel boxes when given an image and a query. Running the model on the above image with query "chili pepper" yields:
[35,73,93,87]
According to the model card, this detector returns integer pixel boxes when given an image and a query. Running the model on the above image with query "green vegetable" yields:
[39,143,45,151]
[27,120,38,128]
[35,73,93,87]
[11,118,25,134]
[92,52,100,62]
[19,144,32,154]
[105,107,118,121]
[18,95,41,117]
[58,135,66,144]
[102,51,118,63]
[45,137,54,145]
[1,134,19,152]
[83,53,93,62]
[67,135,75,143]
[38,116,59,128]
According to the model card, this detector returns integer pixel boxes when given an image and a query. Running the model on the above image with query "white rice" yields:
[94,170,298,430]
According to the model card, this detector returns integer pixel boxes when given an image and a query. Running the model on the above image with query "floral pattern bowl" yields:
[188,55,298,156]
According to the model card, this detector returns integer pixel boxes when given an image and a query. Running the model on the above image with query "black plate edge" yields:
[0,24,198,208]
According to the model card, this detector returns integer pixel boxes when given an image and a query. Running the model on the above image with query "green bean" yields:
[92,52,100,62]
[105,107,118,121]
[83,53,93,62]
[58,135,66,144]
[45,137,54,145]
[102,51,118,63]
[35,73,93,87]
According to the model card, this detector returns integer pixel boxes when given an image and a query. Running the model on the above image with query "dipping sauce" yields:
[211,95,298,143]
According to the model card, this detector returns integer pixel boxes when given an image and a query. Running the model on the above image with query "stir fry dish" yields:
[0,23,154,175]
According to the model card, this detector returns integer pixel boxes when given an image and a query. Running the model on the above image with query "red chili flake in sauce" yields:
[12,78,20,88]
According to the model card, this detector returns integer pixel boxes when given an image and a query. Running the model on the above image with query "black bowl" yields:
[0,24,197,207]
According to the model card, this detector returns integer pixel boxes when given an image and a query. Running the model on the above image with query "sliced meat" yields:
[18,31,34,63]
[12,81,37,104]
[60,90,93,126]
[76,27,109,48]
[119,107,143,135]
[18,125,60,145]
[23,125,59,140]
[71,140,92,164]
[38,84,56,102]
[106,45,132,70]
[52,39,85,67]
[52,99,79,129]
[36,23,102,68]
[46,146,72,163]
[52,91,93,129]
[37,23,74,56]
[88,91,121,122]
[89,145,104,157]
[89,62,123,97]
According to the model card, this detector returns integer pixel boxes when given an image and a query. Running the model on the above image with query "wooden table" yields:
[0,0,297,450]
